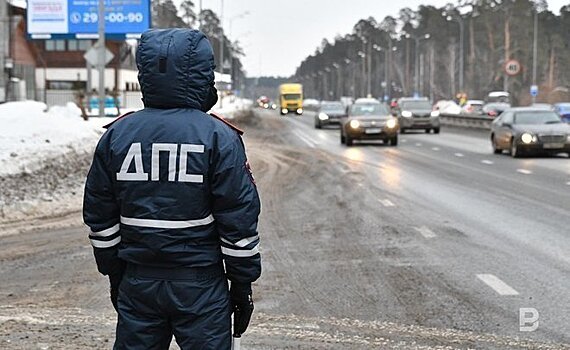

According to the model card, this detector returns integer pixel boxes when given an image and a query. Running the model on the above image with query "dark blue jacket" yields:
[83,28,261,284]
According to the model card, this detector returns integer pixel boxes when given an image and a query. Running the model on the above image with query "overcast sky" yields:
[196,0,567,77]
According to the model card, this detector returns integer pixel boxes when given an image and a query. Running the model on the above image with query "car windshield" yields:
[514,111,562,125]
[283,94,301,100]
[400,101,432,110]
[321,103,344,113]
[350,103,388,116]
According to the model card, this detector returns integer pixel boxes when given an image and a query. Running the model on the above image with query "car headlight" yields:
[401,111,413,118]
[431,110,440,117]
[318,112,329,121]
[386,118,397,129]
[271,104,277,109]
[349,120,360,129]
[263,103,269,109]
[521,133,537,144]
[281,108,288,114]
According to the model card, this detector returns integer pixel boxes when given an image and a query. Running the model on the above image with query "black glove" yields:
[109,271,124,312]
[230,282,254,336]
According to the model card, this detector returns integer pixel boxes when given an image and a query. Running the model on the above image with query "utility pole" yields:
[532,9,538,104]
[219,0,224,108]
[458,17,464,93]
[97,0,106,118]
[0,0,7,102]
[367,40,372,96]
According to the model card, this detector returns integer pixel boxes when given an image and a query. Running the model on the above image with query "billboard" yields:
[27,0,151,39]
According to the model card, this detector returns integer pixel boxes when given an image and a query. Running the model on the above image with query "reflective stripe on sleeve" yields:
[120,214,214,229]
[90,236,121,249]
[221,245,259,258]
[90,223,120,237]
[220,235,259,248]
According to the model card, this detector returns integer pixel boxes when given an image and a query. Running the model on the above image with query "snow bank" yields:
[213,96,253,120]
[0,101,113,177]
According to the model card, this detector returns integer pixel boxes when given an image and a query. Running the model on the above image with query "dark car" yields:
[490,107,570,157]
[554,103,570,123]
[340,98,398,146]
[315,101,347,128]
[483,102,511,117]
[395,97,440,134]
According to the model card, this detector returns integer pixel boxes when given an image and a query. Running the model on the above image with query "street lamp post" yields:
[445,13,465,93]
[333,63,341,99]
[407,33,431,97]
[358,49,366,97]
[532,9,538,103]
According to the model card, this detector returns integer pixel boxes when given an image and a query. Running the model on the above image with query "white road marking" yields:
[476,274,520,296]
[432,147,440,151]
[401,139,408,143]
[415,143,422,147]
[414,226,437,239]
[454,153,465,158]
[379,199,395,207]
[292,130,316,148]
[481,160,494,165]
[517,169,532,175]
[566,182,570,186]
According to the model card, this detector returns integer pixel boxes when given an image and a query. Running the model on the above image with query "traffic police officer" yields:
[83,28,261,349]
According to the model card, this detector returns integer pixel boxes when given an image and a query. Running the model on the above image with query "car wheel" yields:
[492,136,502,154]
[510,139,522,158]
[425,129,430,134]
[346,135,354,146]
[433,128,440,134]
[390,135,398,146]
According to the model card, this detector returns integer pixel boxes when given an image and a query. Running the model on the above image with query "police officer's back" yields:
[83,28,261,349]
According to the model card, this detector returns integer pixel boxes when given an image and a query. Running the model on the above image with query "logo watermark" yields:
[520,308,539,332]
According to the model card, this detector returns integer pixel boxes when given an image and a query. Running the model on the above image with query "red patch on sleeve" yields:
[245,161,256,185]
[210,112,244,135]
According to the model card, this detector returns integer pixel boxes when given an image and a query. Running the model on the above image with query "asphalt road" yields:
[248,109,570,348]
[1,109,569,349]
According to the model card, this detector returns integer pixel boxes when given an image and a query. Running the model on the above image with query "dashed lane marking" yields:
[454,153,465,158]
[566,182,570,186]
[481,160,494,165]
[401,139,408,143]
[432,147,440,151]
[476,274,520,296]
[415,143,423,147]
[379,199,395,207]
[517,169,532,175]
[414,226,437,239]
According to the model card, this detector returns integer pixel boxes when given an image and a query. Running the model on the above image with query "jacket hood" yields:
[137,28,215,109]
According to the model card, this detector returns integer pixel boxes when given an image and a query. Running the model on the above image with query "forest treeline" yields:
[295,0,570,104]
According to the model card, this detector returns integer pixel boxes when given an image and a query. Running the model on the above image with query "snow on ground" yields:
[0,101,113,177]
[0,98,252,226]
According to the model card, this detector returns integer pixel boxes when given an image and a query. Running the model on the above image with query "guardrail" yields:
[439,113,494,130]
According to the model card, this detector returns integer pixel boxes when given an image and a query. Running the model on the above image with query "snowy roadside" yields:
[0,98,252,231]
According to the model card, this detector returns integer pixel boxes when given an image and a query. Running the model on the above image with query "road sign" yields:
[505,59,522,76]
[530,85,539,97]
[84,45,114,67]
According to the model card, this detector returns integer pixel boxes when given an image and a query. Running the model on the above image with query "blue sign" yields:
[530,85,539,97]
[27,0,151,40]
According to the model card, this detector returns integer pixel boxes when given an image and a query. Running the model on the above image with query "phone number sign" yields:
[27,0,151,39]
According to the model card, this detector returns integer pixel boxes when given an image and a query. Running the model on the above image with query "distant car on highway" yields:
[395,97,440,134]
[315,101,346,128]
[483,102,511,117]
[463,100,485,115]
[554,103,570,123]
[340,98,398,146]
[303,99,320,111]
[490,107,570,157]
[434,100,462,115]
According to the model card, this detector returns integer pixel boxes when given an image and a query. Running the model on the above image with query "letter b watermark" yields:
[519,308,539,332]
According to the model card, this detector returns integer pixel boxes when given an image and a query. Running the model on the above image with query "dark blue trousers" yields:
[114,265,231,350]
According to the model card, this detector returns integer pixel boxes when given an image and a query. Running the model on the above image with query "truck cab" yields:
[279,83,304,115]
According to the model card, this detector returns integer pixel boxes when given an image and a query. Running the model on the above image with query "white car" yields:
[434,100,462,115]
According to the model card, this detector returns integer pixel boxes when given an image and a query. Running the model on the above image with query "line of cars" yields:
[313,97,441,147]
